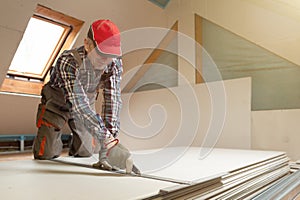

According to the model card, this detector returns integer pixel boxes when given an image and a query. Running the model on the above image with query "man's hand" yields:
[93,138,113,171]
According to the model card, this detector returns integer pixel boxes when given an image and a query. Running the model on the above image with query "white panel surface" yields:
[119,77,251,151]
[131,147,284,181]
[0,147,286,199]
[0,159,177,200]
[252,109,300,161]
[0,93,40,134]
[55,147,284,184]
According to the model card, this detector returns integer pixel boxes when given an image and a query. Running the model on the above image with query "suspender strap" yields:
[70,49,100,100]
[70,49,83,66]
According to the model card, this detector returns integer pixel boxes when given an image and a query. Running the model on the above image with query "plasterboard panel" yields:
[0,147,286,199]
[201,17,300,110]
[54,147,285,183]
[0,92,73,135]
[131,147,285,181]
[0,159,177,200]
[252,109,300,161]
[0,93,40,134]
[119,77,251,151]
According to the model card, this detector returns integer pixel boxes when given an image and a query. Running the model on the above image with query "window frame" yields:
[7,15,72,80]
[0,4,84,95]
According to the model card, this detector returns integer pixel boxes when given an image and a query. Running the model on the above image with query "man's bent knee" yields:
[33,126,63,160]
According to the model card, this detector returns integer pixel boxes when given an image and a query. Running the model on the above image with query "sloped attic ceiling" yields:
[247,0,300,23]
[148,0,170,9]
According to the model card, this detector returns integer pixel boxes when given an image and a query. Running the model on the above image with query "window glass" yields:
[9,17,64,76]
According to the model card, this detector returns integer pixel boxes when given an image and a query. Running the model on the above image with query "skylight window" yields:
[9,17,65,76]
[1,4,84,95]
[7,15,71,80]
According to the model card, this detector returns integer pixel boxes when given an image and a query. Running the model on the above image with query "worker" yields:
[33,19,123,170]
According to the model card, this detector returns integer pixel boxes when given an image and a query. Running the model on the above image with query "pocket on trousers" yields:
[44,109,66,130]
[36,103,66,130]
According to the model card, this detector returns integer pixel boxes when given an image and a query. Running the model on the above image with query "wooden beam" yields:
[0,78,43,95]
[195,14,204,84]
[122,21,178,93]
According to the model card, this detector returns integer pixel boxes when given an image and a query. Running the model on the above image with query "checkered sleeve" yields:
[101,58,123,137]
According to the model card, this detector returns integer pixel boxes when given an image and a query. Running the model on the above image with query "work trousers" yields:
[33,83,99,160]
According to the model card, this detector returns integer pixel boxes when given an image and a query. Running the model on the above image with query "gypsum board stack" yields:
[144,174,223,200]
[142,152,290,200]
[187,153,290,199]
[250,169,300,200]
[242,176,290,200]
[289,160,300,173]
[207,166,290,200]
[222,154,289,184]
[193,158,289,199]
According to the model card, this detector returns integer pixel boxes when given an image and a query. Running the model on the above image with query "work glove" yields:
[132,164,141,175]
[92,159,112,171]
[92,138,113,171]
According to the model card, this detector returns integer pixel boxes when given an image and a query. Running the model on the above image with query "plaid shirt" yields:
[49,46,122,140]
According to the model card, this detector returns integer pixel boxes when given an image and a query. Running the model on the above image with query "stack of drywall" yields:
[53,147,290,199]
[188,153,290,199]
[250,169,300,200]
[289,160,300,173]
[0,147,291,200]
[132,147,290,200]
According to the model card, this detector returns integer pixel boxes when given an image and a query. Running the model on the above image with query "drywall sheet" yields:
[0,147,285,199]
[119,77,251,151]
[0,159,177,200]
[201,16,300,110]
[252,109,300,161]
[0,93,40,134]
[55,147,284,184]
[130,147,285,182]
